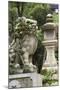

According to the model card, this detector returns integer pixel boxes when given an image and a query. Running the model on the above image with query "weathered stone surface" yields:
[9,73,42,88]
[21,34,38,72]
[9,80,21,88]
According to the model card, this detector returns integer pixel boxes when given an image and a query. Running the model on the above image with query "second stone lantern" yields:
[42,14,58,70]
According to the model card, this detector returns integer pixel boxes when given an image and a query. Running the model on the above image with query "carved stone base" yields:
[9,73,42,88]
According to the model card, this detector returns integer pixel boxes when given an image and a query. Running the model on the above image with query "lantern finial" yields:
[46,14,53,22]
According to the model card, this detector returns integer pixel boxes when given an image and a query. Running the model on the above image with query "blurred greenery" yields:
[41,69,58,85]
[53,12,59,23]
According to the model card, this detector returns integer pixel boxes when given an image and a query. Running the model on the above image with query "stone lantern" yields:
[42,14,58,86]
[42,14,58,70]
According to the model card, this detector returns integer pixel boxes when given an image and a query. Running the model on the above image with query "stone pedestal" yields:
[42,40,58,69]
[9,73,42,88]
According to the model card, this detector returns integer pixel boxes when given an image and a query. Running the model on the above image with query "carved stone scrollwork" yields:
[9,80,21,88]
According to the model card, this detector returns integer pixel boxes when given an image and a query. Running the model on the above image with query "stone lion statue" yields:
[9,17,38,73]
[21,34,38,72]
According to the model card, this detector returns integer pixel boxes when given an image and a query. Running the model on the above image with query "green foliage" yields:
[23,3,35,17]
[41,69,58,85]
[9,7,18,23]
[53,12,58,61]
[43,79,58,85]
[23,4,51,28]
[53,13,59,23]
[35,29,44,41]
[41,69,54,79]
[29,5,50,27]
[8,2,18,37]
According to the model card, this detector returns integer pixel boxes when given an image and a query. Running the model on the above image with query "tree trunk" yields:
[16,2,21,17]
[16,2,25,17]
